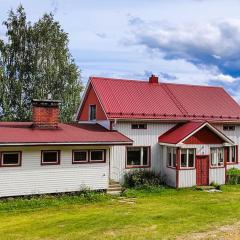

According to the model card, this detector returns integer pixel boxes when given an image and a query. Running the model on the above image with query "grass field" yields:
[0,186,240,240]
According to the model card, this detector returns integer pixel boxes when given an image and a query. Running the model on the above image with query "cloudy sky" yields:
[1,0,240,101]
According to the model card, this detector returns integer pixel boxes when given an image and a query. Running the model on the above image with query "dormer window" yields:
[89,105,96,121]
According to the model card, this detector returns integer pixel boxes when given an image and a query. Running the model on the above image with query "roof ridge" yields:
[161,84,189,116]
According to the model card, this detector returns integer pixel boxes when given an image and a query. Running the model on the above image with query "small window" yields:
[89,105,96,121]
[131,124,147,129]
[180,149,195,168]
[223,125,235,131]
[1,152,21,167]
[41,150,60,165]
[227,146,237,164]
[126,147,150,168]
[210,148,224,167]
[90,150,105,162]
[167,147,176,168]
[73,150,88,164]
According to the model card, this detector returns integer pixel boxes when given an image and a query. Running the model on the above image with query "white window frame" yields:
[180,148,195,169]
[41,150,60,165]
[228,146,237,164]
[72,150,88,164]
[126,146,150,168]
[167,147,176,168]
[210,148,224,167]
[89,104,96,121]
[1,152,21,167]
[89,150,105,162]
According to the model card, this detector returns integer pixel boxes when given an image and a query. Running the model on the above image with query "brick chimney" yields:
[32,99,61,129]
[149,74,159,84]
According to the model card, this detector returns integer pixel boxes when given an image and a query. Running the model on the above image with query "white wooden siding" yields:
[214,124,240,170]
[161,146,176,187]
[179,170,196,188]
[209,168,225,185]
[0,146,109,197]
[110,122,176,183]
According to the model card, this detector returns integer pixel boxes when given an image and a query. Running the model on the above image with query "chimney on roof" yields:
[149,74,159,84]
[32,99,61,129]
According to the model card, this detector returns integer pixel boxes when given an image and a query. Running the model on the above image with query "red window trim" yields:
[226,145,238,165]
[125,146,151,169]
[41,150,60,165]
[0,151,22,167]
[72,150,89,164]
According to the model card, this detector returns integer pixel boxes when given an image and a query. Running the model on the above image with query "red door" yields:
[196,155,209,186]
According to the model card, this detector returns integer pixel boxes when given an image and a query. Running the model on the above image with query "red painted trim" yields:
[236,145,239,164]
[72,149,107,164]
[0,151,22,167]
[176,148,180,189]
[196,155,209,186]
[78,82,108,121]
[41,150,60,165]
[125,146,151,169]
[183,126,224,144]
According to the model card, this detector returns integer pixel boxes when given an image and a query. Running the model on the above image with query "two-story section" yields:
[77,75,240,188]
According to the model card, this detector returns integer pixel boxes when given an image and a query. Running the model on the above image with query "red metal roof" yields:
[158,121,233,144]
[158,121,205,144]
[0,122,132,145]
[90,77,240,121]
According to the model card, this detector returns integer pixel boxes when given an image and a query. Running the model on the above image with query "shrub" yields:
[123,170,164,189]
[226,168,240,185]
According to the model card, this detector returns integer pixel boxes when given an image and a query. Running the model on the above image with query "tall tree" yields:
[0,5,82,122]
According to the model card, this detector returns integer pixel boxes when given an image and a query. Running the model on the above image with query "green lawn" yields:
[0,186,240,240]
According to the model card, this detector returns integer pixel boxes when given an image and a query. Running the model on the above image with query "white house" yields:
[77,75,240,188]
[0,99,132,197]
[1,75,240,197]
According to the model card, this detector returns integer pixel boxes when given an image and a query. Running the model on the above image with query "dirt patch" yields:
[177,221,240,240]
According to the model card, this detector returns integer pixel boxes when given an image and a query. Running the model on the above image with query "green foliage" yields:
[123,169,164,189]
[226,168,240,185]
[0,5,83,122]
[1,186,240,239]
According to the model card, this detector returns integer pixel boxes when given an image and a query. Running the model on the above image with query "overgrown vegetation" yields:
[123,170,164,189]
[226,168,240,185]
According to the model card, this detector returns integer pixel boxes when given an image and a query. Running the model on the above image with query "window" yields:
[167,147,176,168]
[227,146,237,164]
[126,147,150,168]
[1,152,21,167]
[89,105,96,121]
[41,150,60,165]
[210,148,224,167]
[131,123,147,129]
[223,125,235,131]
[180,149,195,168]
[73,150,88,164]
[90,150,105,162]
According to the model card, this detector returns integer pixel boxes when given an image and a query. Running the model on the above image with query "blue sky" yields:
[1,0,240,101]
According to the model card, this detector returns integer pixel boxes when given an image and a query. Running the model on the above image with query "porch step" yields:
[195,186,216,191]
[107,181,122,195]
